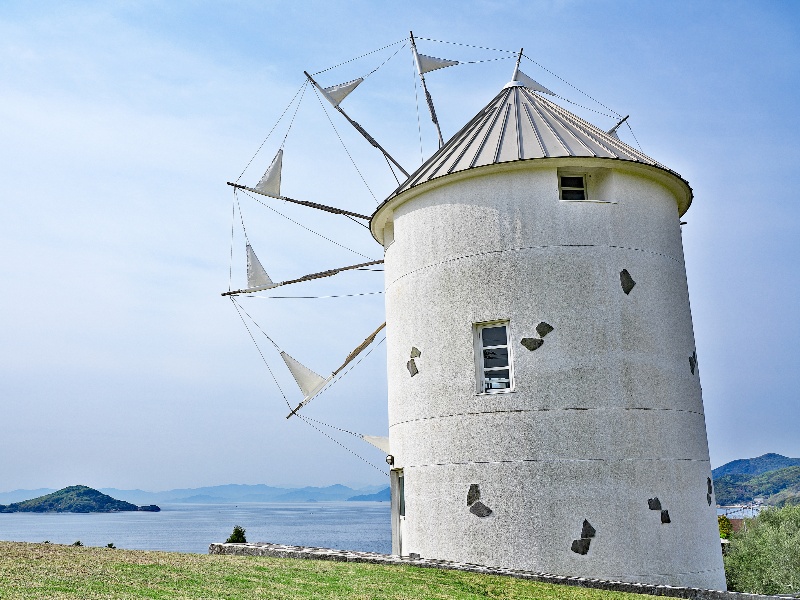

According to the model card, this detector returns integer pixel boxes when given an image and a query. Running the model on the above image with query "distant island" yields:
[0,485,160,513]
[713,453,800,507]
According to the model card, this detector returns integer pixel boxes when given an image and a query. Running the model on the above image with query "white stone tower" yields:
[370,79,725,589]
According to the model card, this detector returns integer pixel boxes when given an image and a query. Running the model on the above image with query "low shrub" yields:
[225,525,246,544]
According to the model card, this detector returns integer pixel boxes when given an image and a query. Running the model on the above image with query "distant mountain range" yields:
[713,453,800,507]
[0,483,390,506]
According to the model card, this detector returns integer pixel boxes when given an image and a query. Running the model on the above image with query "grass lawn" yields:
[0,541,654,600]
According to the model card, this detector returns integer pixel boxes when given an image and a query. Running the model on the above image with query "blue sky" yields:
[1,1,798,491]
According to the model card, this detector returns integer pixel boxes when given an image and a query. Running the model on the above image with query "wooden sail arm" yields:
[221,260,383,297]
[304,71,410,179]
[226,182,370,220]
[331,321,386,377]
[286,321,387,419]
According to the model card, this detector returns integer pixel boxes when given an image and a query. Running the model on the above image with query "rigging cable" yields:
[229,297,291,410]
[521,53,622,118]
[416,37,517,54]
[312,38,407,76]
[280,80,308,148]
[246,291,384,299]
[362,42,407,80]
[411,46,425,165]
[236,81,309,183]
[232,297,388,474]
[297,414,388,476]
[300,415,364,439]
[228,188,237,292]
[310,84,378,203]
[625,121,645,153]
[240,189,375,260]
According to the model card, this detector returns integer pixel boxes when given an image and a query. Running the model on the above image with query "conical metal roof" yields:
[388,82,679,200]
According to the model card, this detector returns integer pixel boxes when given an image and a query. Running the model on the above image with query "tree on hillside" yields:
[718,515,733,540]
[724,505,800,594]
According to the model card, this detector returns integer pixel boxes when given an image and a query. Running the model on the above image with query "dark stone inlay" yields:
[581,520,596,539]
[648,497,662,511]
[407,359,418,377]
[620,269,636,294]
[707,493,712,506]
[410,347,421,358]
[469,501,492,518]
[467,484,480,506]
[521,338,544,351]
[707,477,713,495]
[661,510,671,524]
[536,322,554,337]
[571,538,591,555]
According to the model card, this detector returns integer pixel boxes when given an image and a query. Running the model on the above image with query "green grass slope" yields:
[0,541,653,600]
[0,485,139,513]
[714,466,800,506]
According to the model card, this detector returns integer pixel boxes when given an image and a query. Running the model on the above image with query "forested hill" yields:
[712,453,800,478]
[714,465,800,507]
[0,485,159,513]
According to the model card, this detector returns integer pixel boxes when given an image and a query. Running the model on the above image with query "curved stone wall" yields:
[381,162,725,589]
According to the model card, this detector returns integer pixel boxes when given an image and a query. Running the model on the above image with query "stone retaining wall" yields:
[208,542,788,600]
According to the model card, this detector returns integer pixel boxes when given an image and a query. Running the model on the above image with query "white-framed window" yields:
[475,321,514,394]
[559,174,586,200]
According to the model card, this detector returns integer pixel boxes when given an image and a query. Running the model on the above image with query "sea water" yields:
[0,502,391,554]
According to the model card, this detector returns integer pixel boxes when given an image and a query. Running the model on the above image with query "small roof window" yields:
[560,175,586,200]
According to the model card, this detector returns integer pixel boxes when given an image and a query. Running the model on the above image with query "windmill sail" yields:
[362,435,390,453]
[415,52,458,74]
[246,244,275,290]
[286,322,386,418]
[256,149,283,198]
[321,78,363,108]
[282,351,331,401]
[515,70,555,96]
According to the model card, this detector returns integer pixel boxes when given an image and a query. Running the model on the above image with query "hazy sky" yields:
[2,1,798,492]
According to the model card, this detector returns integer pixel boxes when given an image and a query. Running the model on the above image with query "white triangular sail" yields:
[362,435,390,454]
[322,78,363,107]
[255,149,283,198]
[415,52,458,74]
[281,351,330,400]
[246,244,274,290]
[516,70,555,96]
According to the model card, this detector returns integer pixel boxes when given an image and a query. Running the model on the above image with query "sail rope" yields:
[551,94,617,119]
[245,291,384,299]
[625,121,645,153]
[239,189,375,260]
[229,298,291,410]
[299,415,364,438]
[310,84,378,203]
[297,414,388,476]
[236,81,308,183]
[521,53,623,119]
[361,42,407,80]
[411,49,425,164]
[228,189,237,292]
[230,297,281,352]
[280,80,308,148]
[312,38,407,76]
[415,37,517,54]
[230,296,388,474]
[234,190,250,244]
